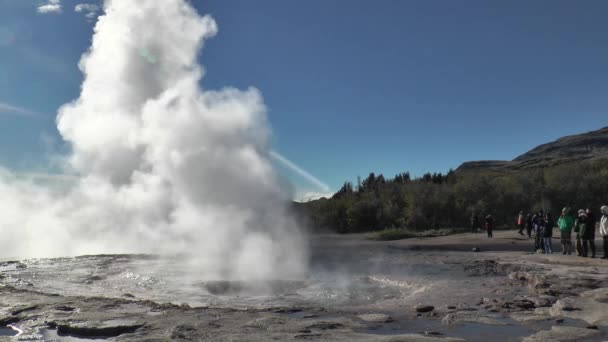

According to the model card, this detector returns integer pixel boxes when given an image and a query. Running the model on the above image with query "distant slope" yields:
[457,127,608,172]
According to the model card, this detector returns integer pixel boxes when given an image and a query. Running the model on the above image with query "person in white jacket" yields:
[601,206,608,259]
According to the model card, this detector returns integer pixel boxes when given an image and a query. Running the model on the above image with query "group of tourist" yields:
[516,206,608,258]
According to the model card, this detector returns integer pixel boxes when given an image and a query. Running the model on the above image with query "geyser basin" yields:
[0,234,483,313]
[0,253,416,310]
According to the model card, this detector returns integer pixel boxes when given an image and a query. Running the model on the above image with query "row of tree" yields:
[298,159,608,233]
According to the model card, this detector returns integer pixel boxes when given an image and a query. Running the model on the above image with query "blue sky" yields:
[0,0,607,196]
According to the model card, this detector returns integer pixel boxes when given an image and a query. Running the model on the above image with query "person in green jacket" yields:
[558,207,575,255]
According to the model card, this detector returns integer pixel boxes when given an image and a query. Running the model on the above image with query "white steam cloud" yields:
[0,0,307,281]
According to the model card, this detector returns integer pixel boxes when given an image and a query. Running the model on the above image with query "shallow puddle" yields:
[0,326,18,336]
[40,328,108,341]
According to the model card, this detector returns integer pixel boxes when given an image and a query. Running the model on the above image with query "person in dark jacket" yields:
[525,213,533,238]
[485,214,494,238]
[543,212,554,254]
[574,209,586,257]
[532,210,545,252]
[582,208,597,258]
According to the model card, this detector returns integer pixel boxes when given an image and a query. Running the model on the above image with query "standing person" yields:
[544,213,554,254]
[582,209,597,258]
[470,213,479,234]
[600,206,608,259]
[558,207,574,255]
[485,214,494,238]
[574,209,586,257]
[532,210,545,252]
[517,211,525,236]
[525,213,533,238]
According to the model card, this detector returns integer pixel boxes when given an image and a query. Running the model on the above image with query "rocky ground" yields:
[1,231,608,341]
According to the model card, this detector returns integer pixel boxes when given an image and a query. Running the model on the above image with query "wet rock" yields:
[84,275,106,282]
[54,305,76,312]
[55,319,144,338]
[579,287,608,302]
[533,295,557,308]
[170,324,198,340]
[273,308,302,314]
[0,316,19,326]
[414,305,434,313]
[307,322,344,330]
[464,260,506,276]
[294,333,322,339]
[508,271,549,291]
[523,326,601,342]
[549,295,608,324]
[243,317,286,331]
[11,305,38,315]
[512,299,535,310]
[357,313,393,323]
[549,299,580,315]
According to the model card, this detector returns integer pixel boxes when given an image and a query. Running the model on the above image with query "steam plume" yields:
[0,0,307,281]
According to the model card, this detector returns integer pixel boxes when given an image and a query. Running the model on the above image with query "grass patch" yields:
[369,227,467,241]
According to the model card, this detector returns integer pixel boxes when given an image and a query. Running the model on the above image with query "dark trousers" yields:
[517,224,524,235]
[526,225,532,237]
[582,239,596,257]
[603,236,608,258]
[534,231,544,251]
[487,229,493,238]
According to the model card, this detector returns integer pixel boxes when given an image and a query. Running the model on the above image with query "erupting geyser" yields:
[0,0,308,282]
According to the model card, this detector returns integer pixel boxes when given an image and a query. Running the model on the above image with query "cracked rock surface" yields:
[0,231,607,341]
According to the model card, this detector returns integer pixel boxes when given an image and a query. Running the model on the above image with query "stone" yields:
[415,305,435,313]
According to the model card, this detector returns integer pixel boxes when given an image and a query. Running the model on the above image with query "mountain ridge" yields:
[457,126,608,172]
